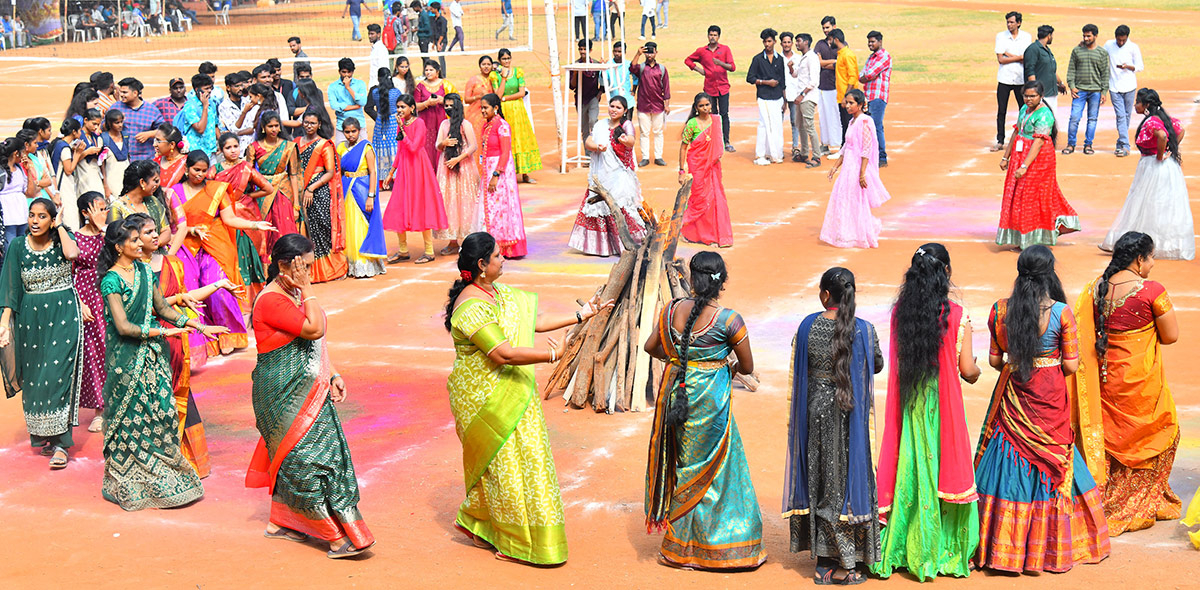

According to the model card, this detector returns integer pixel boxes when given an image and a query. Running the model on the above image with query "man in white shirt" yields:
[780,32,804,163]
[448,0,465,50]
[993,11,1031,151]
[1104,24,1143,157]
[794,33,821,167]
[367,23,390,88]
[218,72,257,153]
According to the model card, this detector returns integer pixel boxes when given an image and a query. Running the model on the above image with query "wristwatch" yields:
[491,171,501,177]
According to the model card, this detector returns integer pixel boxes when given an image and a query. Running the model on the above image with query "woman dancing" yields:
[338,118,387,278]
[0,198,82,469]
[478,94,527,258]
[382,94,449,264]
[490,49,541,182]
[643,252,765,570]
[73,192,110,433]
[212,132,277,297]
[109,160,185,255]
[1069,232,1181,536]
[248,111,301,256]
[975,245,1109,573]
[433,92,480,256]
[785,267,883,585]
[1101,89,1193,260]
[155,123,189,189]
[821,89,891,249]
[247,233,375,558]
[997,81,1080,249]
[569,96,647,257]
[873,244,981,580]
[678,93,731,247]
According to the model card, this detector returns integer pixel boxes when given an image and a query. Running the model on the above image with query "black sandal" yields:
[1083,144,1095,155]
[835,569,866,586]
[49,446,68,470]
[414,254,435,265]
[387,253,411,264]
[814,565,837,585]
[1061,145,1076,155]
[327,540,373,559]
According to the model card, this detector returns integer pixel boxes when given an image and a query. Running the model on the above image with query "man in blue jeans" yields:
[860,30,892,166]
[1063,23,1109,155]
[343,0,369,41]
[1104,24,1143,157]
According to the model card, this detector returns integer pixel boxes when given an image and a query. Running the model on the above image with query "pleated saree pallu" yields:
[246,293,373,551]
[447,283,567,565]
[645,302,766,570]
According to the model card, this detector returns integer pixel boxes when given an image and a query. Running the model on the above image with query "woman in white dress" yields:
[568,96,647,257]
[1102,88,1194,260]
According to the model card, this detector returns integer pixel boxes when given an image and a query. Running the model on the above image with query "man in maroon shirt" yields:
[630,41,671,166]
[684,24,736,151]
[569,38,605,141]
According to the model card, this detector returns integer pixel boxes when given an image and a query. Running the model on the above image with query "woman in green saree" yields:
[643,251,766,571]
[98,218,225,510]
[246,233,374,559]
[445,231,608,566]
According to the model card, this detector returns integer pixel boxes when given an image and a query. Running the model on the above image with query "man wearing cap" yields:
[153,77,189,126]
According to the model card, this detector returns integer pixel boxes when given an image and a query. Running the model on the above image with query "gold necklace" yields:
[114,261,135,272]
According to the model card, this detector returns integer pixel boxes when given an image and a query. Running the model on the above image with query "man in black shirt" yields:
[814,16,840,154]
[746,28,785,165]
[432,2,449,76]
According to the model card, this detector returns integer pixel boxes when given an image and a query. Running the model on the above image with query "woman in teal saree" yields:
[98,218,223,510]
[246,233,375,559]
[643,251,766,571]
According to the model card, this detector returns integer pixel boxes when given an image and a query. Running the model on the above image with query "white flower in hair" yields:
[711,272,721,280]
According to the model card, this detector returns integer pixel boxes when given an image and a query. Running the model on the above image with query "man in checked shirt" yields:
[859,30,892,167]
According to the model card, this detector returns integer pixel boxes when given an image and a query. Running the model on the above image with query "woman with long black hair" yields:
[381,93,448,264]
[101,109,131,201]
[975,245,1110,573]
[568,95,647,257]
[366,67,400,188]
[296,108,345,282]
[477,93,527,257]
[1101,89,1193,260]
[873,243,981,580]
[784,266,883,585]
[433,92,480,255]
[643,251,765,570]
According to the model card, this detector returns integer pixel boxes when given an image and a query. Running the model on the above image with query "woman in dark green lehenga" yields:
[246,233,374,559]
[98,218,225,510]
[0,198,82,469]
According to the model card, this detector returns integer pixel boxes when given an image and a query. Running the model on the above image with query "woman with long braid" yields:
[975,246,1109,573]
[1101,89,1193,260]
[1068,232,1181,536]
[784,267,883,584]
[644,252,764,571]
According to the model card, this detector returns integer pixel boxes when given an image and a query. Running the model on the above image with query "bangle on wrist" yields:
[302,296,317,303]
[575,310,583,324]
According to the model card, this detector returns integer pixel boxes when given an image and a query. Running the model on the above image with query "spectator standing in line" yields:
[993,11,1031,151]
[289,36,310,81]
[343,0,369,42]
[590,0,607,42]
[684,25,737,151]
[638,0,655,41]
[111,77,164,161]
[572,0,588,40]
[368,23,390,89]
[495,0,515,41]
[831,28,859,146]
[448,0,465,51]
[432,2,449,76]
[794,33,821,167]
[570,39,606,143]
[218,72,256,152]
[91,72,118,115]
[860,30,892,166]
[1023,25,1066,112]
[630,42,670,166]
[814,17,840,154]
[329,57,369,143]
[176,74,220,159]
[153,77,189,126]
[1063,24,1109,155]
[417,1,436,54]
[1104,25,1143,157]
[605,41,635,106]
[746,28,785,166]
[780,32,804,162]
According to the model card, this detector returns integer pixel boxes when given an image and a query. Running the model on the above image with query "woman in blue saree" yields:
[643,251,766,571]
[784,267,883,585]
[337,119,387,278]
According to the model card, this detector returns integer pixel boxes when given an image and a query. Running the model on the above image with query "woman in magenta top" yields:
[413,62,456,172]
[477,94,527,258]
[382,94,449,265]
[1101,88,1193,260]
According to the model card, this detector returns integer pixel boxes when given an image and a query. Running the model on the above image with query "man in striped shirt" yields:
[1063,23,1109,155]
[860,30,891,166]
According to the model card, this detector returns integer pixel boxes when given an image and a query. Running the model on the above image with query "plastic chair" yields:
[174,9,193,31]
[68,15,85,42]
[215,5,230,25]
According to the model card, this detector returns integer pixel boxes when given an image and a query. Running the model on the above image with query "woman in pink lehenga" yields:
[820,89,891,249]
[678,93,732,248]
[477,94,528,258]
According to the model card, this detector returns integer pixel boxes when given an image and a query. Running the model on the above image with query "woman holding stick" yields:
[569,96,647,257]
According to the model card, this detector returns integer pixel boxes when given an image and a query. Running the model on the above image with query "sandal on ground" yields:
[835,569,866,585]
[414,254,435,265]
[49,446,68,469]
[806,158,822,168]
[439,244,459,256]
[792,148,803,162]
[1115,148,1129,157]
[814,565,837,585]
[88,415,104,433]
[40,444,55,456]
[264,526,308,543]
[656,553,697,571]
[1061,145,1075,155]
[454,523,494,549]
[327,540,373,559]
[989,141,1004,152]
[1083,144,1095,155]
[387,253,411,265]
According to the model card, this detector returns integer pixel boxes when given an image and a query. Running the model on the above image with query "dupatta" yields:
[211,161,268,261]
[783,313,877,523]
[681,116,724,227]
[876,302,976,520]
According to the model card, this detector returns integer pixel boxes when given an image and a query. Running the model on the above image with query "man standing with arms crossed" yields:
[684,25,736,152]
[831,28,858,147]
[860,30,891,166]
[746,28,785,166]
[1104,25,1143,157]
[992,11,1030,151]
[1062,24,1109,155]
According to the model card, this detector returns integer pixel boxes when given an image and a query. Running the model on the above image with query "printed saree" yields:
[447,283,567,565]
[645,301,765,569]
[297,137,347,283]
[1068,279,1181,535]
[250,139,301,256]
[338,140,387,278]
[100,262,204,511]
[246,293,373,550]
[156,254,210,477]
[210,160,268,300]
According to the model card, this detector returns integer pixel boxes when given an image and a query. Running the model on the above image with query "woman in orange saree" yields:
[154,124,188,189]
[463,56,494,152]
[247,111,301,257]
[212,133,274,301]
[678,94,732,248]
[1068,231,1181,537]
[296,110,346,283]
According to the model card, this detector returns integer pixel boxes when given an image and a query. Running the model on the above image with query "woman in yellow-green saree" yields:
[444,231,608,566]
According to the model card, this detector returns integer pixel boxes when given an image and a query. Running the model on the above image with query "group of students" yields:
[442,229,1200,577]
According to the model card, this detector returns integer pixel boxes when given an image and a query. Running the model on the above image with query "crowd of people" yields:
[0,4,1197,577]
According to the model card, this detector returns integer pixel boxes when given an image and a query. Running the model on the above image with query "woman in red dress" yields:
[382,93,448,265]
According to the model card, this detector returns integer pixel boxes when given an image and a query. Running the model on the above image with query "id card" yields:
[1016,139,1024,152]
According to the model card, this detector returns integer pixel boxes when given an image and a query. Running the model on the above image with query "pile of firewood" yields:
[544,181,693,413]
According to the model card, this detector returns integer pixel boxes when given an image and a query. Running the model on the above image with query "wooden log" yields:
[586,183,638,252]
[593,343,619,413]
[660,179,693,266]
[614,324,630,412]
[567,251,637,407]
[630,232,669,413]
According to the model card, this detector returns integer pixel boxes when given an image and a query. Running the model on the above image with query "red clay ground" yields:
[0,2,1198,588]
